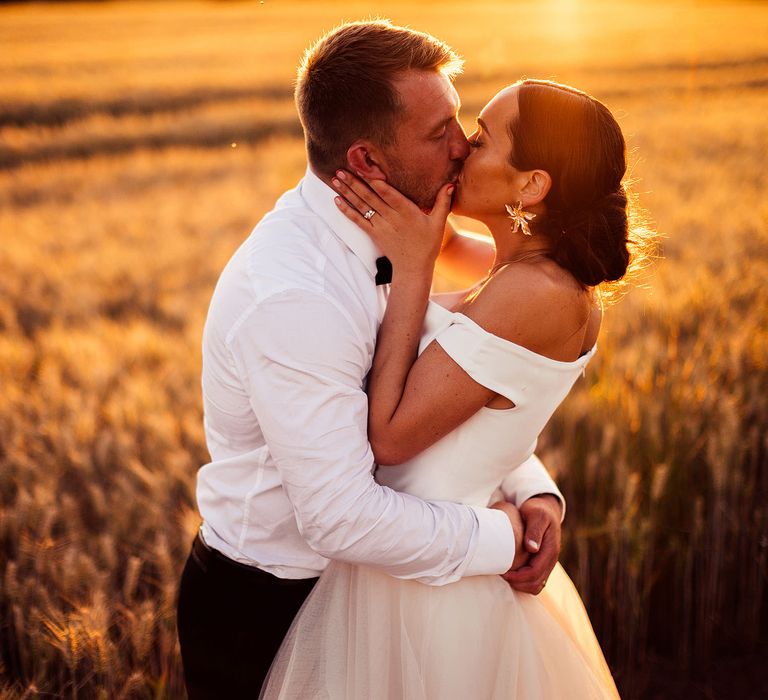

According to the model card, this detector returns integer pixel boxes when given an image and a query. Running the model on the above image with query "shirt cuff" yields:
[462,506,516,576]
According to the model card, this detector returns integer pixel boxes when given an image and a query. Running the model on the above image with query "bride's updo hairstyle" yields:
[508,79,650,289]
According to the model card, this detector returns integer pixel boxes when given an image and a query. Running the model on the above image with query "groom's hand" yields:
[501,494,562,595]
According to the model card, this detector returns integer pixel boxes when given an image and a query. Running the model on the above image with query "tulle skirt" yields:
[261,560,620,699]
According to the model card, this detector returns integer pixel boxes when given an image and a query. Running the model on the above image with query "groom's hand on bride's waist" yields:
[499,494,563,595]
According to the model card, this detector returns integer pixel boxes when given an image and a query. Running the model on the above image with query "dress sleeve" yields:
[433,312,535,408]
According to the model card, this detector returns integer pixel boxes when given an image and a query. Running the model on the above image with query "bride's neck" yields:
[485,215,552,269]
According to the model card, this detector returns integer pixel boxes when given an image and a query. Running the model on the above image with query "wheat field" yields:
[1,1,767,698]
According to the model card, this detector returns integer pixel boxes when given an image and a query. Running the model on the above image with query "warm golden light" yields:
[1,1,766,698]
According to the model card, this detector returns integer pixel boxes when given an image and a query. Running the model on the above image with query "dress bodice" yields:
[375,301,596,507]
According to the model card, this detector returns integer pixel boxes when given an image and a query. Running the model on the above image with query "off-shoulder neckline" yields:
[428,301,597,368]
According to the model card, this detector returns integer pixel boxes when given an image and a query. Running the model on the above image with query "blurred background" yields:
[1,1,766,697]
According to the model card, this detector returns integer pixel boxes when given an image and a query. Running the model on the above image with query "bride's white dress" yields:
[261,302,619,699]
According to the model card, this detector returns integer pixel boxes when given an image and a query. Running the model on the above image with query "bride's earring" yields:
[505,201,536,236]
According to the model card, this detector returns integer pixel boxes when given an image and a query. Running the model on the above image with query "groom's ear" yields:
[346,141,387,181]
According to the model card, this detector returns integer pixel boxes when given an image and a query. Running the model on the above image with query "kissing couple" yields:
[177,19,633,699]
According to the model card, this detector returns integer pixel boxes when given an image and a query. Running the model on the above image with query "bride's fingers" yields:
[429,182,455,222]
[331,176,378,219]
[523,516,548,554]
[333,195,374,229]
[362,176,415,211]
[363,177,454,219]
[334,170,389,214]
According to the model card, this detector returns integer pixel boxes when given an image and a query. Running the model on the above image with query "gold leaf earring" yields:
[505,201,536,236]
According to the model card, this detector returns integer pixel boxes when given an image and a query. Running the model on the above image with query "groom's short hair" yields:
[295,20,463,177]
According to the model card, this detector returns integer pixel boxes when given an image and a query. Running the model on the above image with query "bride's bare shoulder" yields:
[458,259,598,360]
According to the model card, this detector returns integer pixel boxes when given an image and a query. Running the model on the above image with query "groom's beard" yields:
[387,161,463,210]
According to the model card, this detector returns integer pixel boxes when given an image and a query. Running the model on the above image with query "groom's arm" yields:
[228,287,517,585]
[497,453,565,522]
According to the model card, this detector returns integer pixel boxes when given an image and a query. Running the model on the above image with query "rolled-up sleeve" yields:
[227,288,516,585]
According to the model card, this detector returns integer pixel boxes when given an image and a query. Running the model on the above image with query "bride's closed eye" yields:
[468,131,483,148]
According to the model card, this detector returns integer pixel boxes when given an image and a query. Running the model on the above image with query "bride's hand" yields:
[332,170,454,278]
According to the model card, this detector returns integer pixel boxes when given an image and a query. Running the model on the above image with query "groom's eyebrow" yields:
[428,116,452,133]
[425,95,461,135]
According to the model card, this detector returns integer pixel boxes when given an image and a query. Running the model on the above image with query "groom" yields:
[177,20,565,698]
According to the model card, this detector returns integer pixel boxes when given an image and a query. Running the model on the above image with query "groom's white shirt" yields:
[197,167,564,584]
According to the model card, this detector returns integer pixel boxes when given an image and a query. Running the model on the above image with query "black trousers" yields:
[176,533,318,699]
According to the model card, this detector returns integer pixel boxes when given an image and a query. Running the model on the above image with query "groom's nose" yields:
[448,121,471,162]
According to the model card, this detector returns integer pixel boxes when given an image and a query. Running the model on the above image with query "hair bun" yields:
[553,187,631,287]
[507,81,648,289]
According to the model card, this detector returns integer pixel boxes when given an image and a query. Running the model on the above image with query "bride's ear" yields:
[346,141,387,181]
[520,169,552,207]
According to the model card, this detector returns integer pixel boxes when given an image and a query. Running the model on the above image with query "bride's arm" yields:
[332,174,572,467]
[331,173,494,462]
[367,265,568,465]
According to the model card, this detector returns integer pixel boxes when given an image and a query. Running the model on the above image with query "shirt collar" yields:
[300,166,382,277]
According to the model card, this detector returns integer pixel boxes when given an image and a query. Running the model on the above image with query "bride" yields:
[261,79,634,699]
